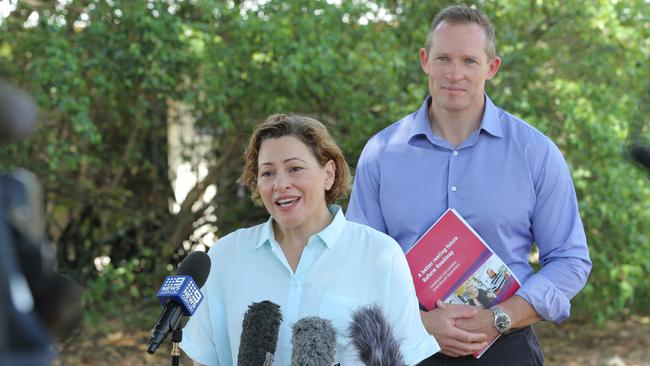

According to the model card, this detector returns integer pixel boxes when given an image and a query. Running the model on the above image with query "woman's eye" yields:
[260,171,274,177]
[289,166,304,173]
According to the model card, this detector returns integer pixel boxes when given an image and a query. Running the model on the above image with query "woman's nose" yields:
[273,173,290,191]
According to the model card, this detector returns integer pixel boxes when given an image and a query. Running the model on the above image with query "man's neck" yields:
[428,102,485,148]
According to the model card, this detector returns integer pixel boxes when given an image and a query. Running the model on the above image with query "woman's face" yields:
[257,135,335,234]
[467,286,479,297]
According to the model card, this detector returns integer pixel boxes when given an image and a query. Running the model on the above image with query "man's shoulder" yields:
[363,110,418,156]
[496,105,558,149]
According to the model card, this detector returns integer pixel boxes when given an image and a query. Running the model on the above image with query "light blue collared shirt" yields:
[347,95,591,323]
[180,205,439,365]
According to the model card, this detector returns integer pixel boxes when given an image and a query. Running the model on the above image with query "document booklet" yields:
[405,208,521,358]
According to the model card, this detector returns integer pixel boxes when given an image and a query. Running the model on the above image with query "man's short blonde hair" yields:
[425,5,497,60]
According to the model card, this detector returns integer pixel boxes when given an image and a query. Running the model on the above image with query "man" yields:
[347,5,591,365]
[486,268,507,296]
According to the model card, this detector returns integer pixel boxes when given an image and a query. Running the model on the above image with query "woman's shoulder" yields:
[342,219,403,255]
[208,222,268,256]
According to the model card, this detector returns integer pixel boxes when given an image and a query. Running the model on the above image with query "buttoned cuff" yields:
[516,274,571,323]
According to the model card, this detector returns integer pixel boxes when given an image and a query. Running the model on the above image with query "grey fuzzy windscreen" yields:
[290,316,337,366]
[348,304,405,366]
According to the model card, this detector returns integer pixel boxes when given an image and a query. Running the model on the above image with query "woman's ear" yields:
[324,160,335,191]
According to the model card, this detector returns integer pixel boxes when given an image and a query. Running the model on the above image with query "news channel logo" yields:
[180,279,203,314]
[156,275,204,315]
[158,276,186,295]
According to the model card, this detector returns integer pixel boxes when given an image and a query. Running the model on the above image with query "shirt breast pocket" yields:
[318,293,366,364]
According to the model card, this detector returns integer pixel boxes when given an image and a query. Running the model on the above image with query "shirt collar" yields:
[256,205,346,249]
[480,94,503,138]
[409,97,436,142]
[409,94,503,142]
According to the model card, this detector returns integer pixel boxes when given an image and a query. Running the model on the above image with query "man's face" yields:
[420,21,500,115]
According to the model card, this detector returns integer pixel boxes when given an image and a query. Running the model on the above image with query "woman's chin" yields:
[273,213,303,230]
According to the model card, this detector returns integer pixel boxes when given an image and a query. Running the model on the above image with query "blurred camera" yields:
[0,81,82,365]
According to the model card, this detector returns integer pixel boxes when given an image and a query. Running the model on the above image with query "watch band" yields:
[490,305,511,333]
[490,305,504,316]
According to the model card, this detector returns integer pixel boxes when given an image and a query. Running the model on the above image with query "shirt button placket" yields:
[448,150,459,207]
[287,278,301,329]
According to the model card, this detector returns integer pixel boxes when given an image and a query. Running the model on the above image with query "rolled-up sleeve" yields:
[517,142,592,322]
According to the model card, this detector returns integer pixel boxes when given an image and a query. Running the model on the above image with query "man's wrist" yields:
[490,305,512,334]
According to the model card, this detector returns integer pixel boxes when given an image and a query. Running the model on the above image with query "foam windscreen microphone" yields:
[0,81,38,146]
[348,305,405,366]
[630,144,650,173]
[290,316,338,366]
[146,251,211,354]
[238,300,283,366]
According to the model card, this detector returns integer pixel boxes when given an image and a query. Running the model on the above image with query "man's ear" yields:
[486,56,501,80]
[420,48,430,74]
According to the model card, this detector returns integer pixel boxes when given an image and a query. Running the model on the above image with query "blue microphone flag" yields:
[155,275,203,315]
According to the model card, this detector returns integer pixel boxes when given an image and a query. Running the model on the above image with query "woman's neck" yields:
[273,205,334,272]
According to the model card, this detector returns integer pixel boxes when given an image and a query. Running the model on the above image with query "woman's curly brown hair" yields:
[239,114,351,205]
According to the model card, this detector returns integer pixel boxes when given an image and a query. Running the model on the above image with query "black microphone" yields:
[238,300,283,366]
[630,144,650,172]
[146,251,211,354]
[348,305,405,366]
[290,316,337,366]
[0,81,38,146]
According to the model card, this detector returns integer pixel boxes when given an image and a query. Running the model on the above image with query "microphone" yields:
[0,81,38,146]
[630,144,650,172]
[290,316,337,366]
[146,251,211,354]
[348,305,405,366]
[238,300,283,366]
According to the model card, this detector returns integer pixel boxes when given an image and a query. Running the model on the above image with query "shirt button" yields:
[451,186,457,192]
[453,151,459,156]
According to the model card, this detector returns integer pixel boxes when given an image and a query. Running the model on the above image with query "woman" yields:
[180,114,439,365]
[464,284,496,308]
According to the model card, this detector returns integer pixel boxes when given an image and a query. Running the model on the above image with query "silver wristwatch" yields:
[490,305,511,334]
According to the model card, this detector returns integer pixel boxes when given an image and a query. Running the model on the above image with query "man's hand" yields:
[454,307,499,340]
[421,300,489,357]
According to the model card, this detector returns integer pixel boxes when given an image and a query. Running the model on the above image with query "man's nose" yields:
[447,61,463,81]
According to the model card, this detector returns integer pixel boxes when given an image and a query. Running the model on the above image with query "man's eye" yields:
[465,59,477,64]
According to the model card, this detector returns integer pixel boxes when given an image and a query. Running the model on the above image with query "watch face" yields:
[495,313,510,331]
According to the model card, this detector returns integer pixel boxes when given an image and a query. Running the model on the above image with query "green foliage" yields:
[82,258,158,329]
[1,0,649,326]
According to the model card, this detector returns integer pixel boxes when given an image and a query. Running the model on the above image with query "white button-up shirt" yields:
[180,205,439,365]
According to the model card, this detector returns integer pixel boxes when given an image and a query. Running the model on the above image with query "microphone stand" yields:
[171,328,182,366]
